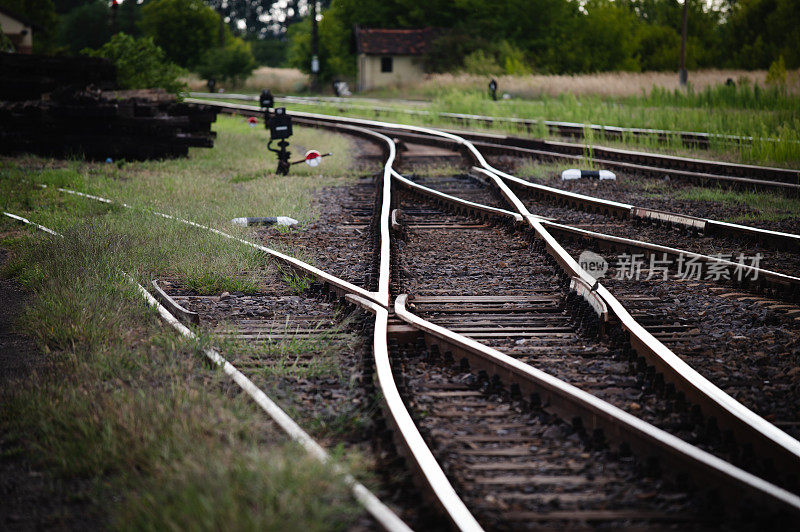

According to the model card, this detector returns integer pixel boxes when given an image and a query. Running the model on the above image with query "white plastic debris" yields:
[561,169,616,181]
[275,216,298,226]
[231,216,299,227]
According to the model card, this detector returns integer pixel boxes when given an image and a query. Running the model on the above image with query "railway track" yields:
[23,101,800,529]
[391,173,800,476]
[190,91,787,151]
[189,94,800,193]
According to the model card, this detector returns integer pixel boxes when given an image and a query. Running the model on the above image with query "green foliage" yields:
[499,41,531,76]
[461,41,531,76]
[140,0,219,68]
[196,38,257,86]
[462,50,503,76]
[557,0,642,73]
[82,33,186,95]
[637,24,680,71]
[249,37,288,67]
[725,0,800,69]
[0,27,14,52]
[287,6,355,82]
[281,0,793,77]
[57,0,111,54]
[643,82,800,112]
[766,56,787,87]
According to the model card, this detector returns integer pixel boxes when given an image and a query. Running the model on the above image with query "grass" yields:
[376,69,800,100]
[0,115,372,528]
[209,66,800,167]
[671,187,800,223]
[222,324,352,380]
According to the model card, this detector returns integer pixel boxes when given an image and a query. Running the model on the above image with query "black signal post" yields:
[110,0,119,35]
[259,89,274,112]
[266,107,292,175]
[489,79,498,101]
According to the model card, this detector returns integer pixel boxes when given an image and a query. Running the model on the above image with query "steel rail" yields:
[1,211,412,532]
[385,166,800,482]
[391,172,523,224]
[393,294,800,518]
[471,166,800,480]
[368,123,800,249]
[48,134,485,531]
[467,168,800,300]
[189,92,792,150]
[366,115,486,531]
[184,98,800,501]
[227,102,799,250]
[190,102,800,434]
[346,295,484,532]
[485,157,800,251]
[445,128,799,184]
[47,186,383,307]
[190,98,787,188]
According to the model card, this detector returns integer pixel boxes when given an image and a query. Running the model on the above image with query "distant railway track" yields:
[189,91,791,151]
[189,98,800,247]
[22,101,800,529]
[189,95,799,194]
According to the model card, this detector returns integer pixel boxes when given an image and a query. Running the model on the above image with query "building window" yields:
[380,57,393,73]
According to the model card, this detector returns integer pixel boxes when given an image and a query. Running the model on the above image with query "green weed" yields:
[0,114,370,528]
[673,187,800,222]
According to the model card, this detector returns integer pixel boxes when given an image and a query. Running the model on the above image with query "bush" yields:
[766,56,787,87]
[462,50,503,76]
[196,39,258,87]
[82,33,187,95]
[139,0,218,68]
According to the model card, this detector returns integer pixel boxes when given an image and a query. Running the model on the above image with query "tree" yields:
[556,0,642,73]
[724,0,800,69]
[57,1,112,54]
[248,37,288,66]
[287,4,354,82]
[196,38,257,86]
[82,32,187,94]
[140,0,218,68]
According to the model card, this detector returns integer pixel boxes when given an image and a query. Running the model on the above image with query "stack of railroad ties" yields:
[0,52,218,161]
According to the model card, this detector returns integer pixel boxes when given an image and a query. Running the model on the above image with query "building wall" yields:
[358,54,424,91]
[0,12,33,53]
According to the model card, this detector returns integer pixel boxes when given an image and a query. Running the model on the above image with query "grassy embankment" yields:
[0,115,376,529]
[199,68,800,167]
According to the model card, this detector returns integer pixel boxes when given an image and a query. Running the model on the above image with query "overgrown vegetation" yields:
[0,115,369,527]
[286,0,800,80]
[671,188,800,223]
[82,33,187,94]
[247,84,798,166]
[8,0,798,90]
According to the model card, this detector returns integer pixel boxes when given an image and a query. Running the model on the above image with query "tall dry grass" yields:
[184,66,309,93]
[413,69,800,98]
[187,67,799,98]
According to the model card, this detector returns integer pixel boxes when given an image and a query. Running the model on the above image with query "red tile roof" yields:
[355,27,438,56]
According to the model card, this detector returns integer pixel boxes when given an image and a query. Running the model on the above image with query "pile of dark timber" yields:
[0,53,218,160]
[0,52,117,101]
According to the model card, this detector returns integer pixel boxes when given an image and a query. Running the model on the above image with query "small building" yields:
[0,6,39,54]
[355,27,437,92]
